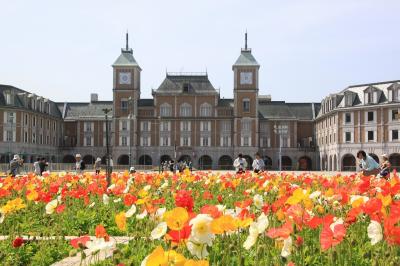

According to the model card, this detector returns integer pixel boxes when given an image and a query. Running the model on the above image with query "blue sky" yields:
[1,0,399,102]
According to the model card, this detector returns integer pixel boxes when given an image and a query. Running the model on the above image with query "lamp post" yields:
[274,124,288,172]
[102,108,112,186]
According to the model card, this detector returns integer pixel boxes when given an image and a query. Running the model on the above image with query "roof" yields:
[0,84,62,118]
[218,98,234,108]
[155,73,218,94]
[258,101,318,120]
[112,49,140,68]
[233,49,260,67]
[62,101,113,120]
[138,99,154,107]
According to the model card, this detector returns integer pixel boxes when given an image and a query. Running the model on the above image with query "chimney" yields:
[90,93,98,103]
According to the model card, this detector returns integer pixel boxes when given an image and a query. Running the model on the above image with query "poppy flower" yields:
[320,223,346,251]
[267,221,293,239]
[166,224,192,244]
[175,190,194,212]
[70,235,90,249]
[12,237,24,248]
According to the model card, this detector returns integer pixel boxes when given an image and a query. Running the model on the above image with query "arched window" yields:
[160,103,172,117]
[200,103,212,117]
[180,103,192,117]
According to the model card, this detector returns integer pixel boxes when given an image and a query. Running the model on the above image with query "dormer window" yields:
[5,91,11,105]
[388,86,399,102]
[364,87,378,104]
[183,83,190,93]
[345,93,353,107]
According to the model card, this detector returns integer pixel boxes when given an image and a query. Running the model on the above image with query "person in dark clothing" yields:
[39,157,48,175]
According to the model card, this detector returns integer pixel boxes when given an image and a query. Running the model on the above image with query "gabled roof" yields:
[258,101,318,121]
[155,73,218,94]
[233,50,259,67]
[112,50,140,68]
[62,101,113,120]
[218,98,234,108]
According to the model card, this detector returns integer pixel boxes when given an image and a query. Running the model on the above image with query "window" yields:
[221,136,230,147]
[121,121,128,131]
[181,121,190,131]
[345,94,353,106]
[160,121,170,131]
[201,137,210,147]
[367,111,374,122]
[84,122,92,132]
[200,103,212,117]
[161,136,170,146]
[345,113,351,123]
[345,132,351,143]
[392,130,399,141]
[392,109,399,121]
[141,136,150,146]
[180,103,192,117]
[181,136,190,146]
[24,132,28,143]
[220,121,231,132]
[6,131,13,141]
[243,99,250,112]
[160,103,172,117]
[183,83,190,93]
[40,119,43,129]
[243,136,250,146]
[24,114,28,126]
[365,91,373,104]
[201,121,211,132]
[141,121,150,131]
[121,99,129,110]
[5,92,11,105]
[367,131,374,142]
[121,136,128,146]
[33,117,36,127]
[6,112,15,124]
[32,133,36,143]
[242,120,251,131]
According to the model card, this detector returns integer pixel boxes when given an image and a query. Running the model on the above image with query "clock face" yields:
[119,72,131,85]
[240,72,253,85]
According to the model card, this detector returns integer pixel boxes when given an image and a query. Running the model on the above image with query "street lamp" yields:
[274,124,288,172]
[102,108,112,186]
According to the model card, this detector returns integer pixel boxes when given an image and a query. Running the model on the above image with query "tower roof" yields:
[233,32,260,68]
[112,32,141,69]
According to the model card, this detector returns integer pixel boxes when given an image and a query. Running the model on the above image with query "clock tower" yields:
[232,32,260,151]
[112,33,141,160]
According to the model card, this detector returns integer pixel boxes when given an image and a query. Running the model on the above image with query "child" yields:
[379,154,391,179]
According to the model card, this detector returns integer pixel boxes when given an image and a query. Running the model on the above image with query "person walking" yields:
[33,158,41,175]
[75,154,85,174]
[94,157,101,175]
[357,150,380,176]
[233,153,247,174]
[252,153,265,174]
[9,154,23,177]
[39,157,48,175]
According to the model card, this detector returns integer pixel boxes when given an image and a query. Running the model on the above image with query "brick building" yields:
[3,34,398,170]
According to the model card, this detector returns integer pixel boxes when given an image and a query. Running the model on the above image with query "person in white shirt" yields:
[252,153,265,173]
[233,153,248,174]
[33,158,41,175]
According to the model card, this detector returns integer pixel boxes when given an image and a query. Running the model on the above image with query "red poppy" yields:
[202,191,213,200]
[345,207,362,225]
[175,190,194,212]
[124,194,137,206]
[295,236,304,246]
[95,224,108,239]
[267,221,293,239]
[70,236,91,249]
[12,237,24,248]
[56,204,66,214]
[167,225,192,244]
[217,194,223,203]
[305,216,323,229]
[320,224,346,251]
[200,205,222,219]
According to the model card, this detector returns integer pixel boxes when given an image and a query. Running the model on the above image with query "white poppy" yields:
[102,194,109,205]
[88,202,96,208]
[152,207,166,222]
[136,209,148,220]
[309,191,321,200]
[255,213,269,234]
[45,199,58,214]
[0,210,5,223]
[113,198,122,203]
[125,205,137,218]
[143,185,151,191]
[243,232,258,250]
[367,220,383,245]
[150,222,167,240]
[253,194,264,209]
[281,236,292,258]
[189,214,215,245]
[186,241,209,259]
[86,237,114,254]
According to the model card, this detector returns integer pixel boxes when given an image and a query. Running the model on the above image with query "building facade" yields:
[1,34,398,170]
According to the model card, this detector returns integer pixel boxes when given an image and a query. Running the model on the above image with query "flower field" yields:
[1,170,400,266]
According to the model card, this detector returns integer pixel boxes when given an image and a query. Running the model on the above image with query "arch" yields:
[160,155,172,164]
[281,156,292,170]
[178,155,191,163]
[243,155,253,169]
[263,156,272,170]
[83,155,94,165]
[199,102,212,117]
[298,156,312,171]
[342,154,356,171]
[179,102,192,117]
[62,155,75,163]
[369,153,380,164]
[198,155,212,170]
[118,154,130,165]
[389,153,400,171]
[218,155,233,170]
[138,155,152,166]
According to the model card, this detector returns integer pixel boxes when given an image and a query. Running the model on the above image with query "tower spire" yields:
[126,31,129,50]
[245,30,248,50]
